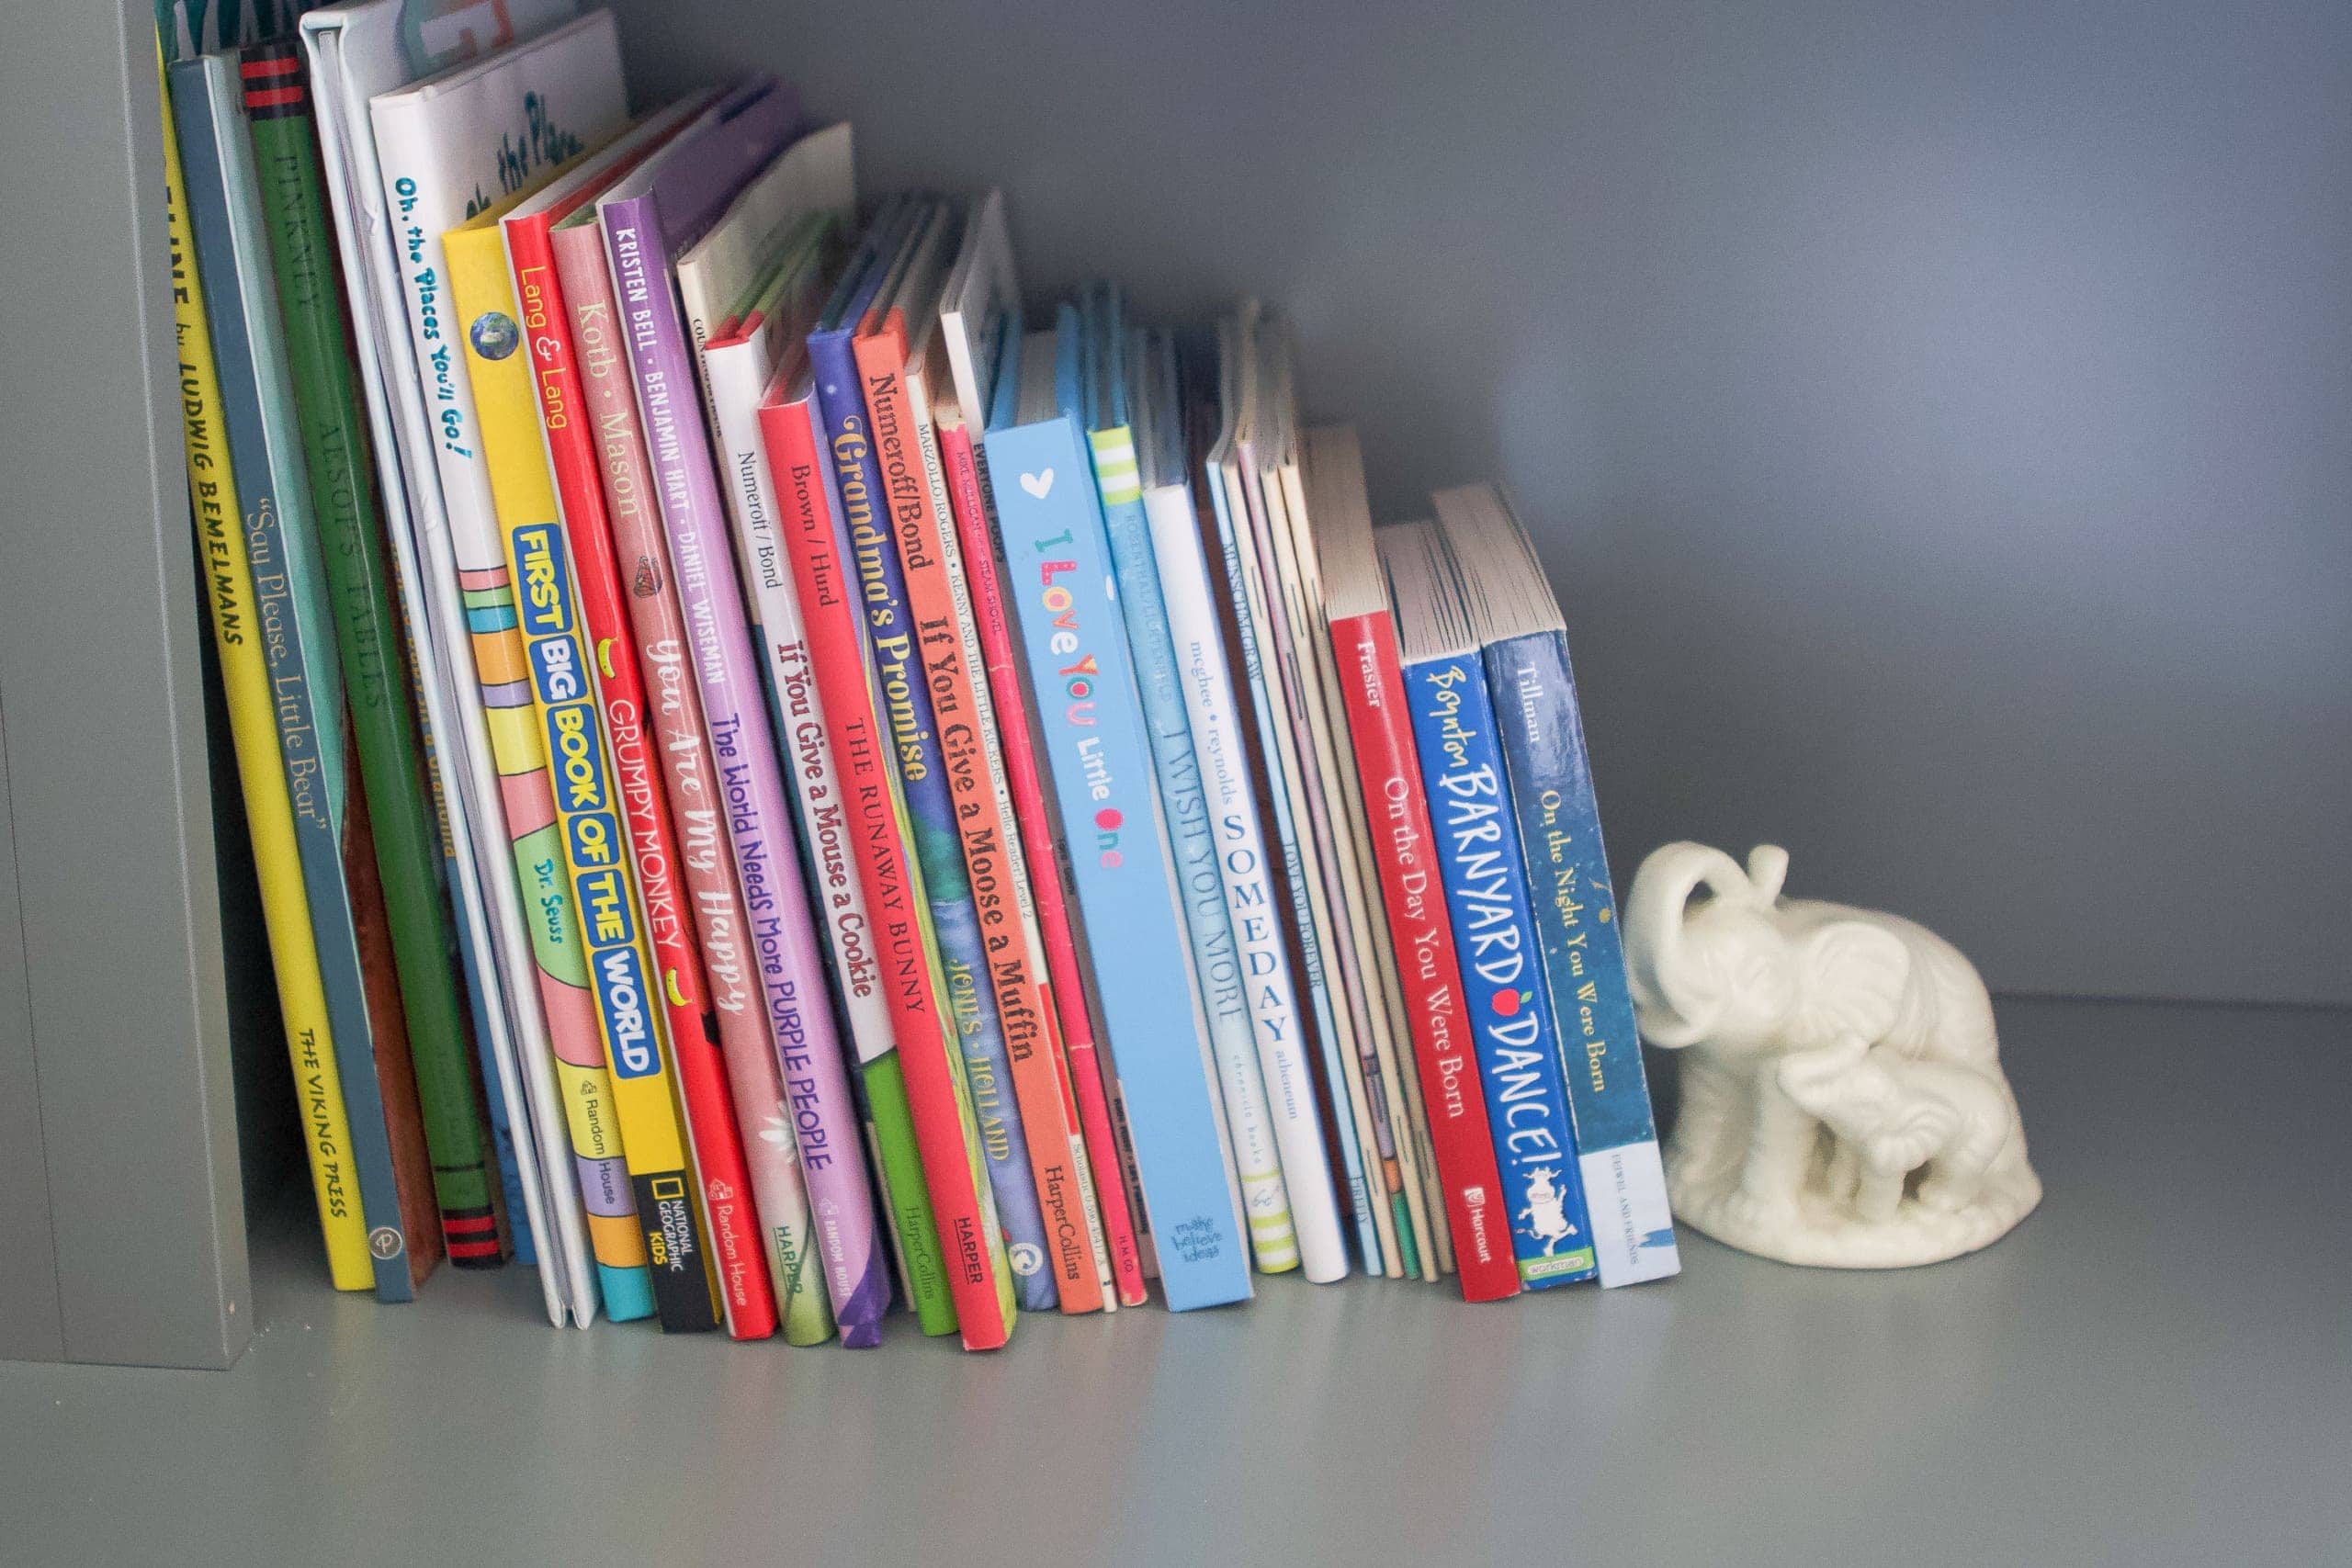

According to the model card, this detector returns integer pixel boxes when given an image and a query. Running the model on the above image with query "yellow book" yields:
[159,47,372,1292]
[444,210,721,1331]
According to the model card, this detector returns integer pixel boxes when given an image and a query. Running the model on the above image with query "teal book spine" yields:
[172,51,416,1300]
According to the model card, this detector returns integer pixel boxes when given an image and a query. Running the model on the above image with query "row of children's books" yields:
[158,0,1679,1348]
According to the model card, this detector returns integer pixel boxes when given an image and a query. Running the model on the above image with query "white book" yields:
[300,0,588,1327]
[1216,308,1395,1273]
[674,123,854,350]
[368,10,628,583]
[1136,333,1349,1284]
[1261,347,1442,1281]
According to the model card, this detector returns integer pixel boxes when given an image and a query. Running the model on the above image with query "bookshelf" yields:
[0,0,2345,1394]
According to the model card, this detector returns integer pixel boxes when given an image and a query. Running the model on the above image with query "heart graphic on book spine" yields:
[1019,468,1054,499]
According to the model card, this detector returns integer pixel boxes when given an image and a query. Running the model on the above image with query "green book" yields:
[239,39,500,1264]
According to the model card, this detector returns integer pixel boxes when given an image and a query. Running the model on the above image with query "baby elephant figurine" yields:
[1623,841,2041,1267]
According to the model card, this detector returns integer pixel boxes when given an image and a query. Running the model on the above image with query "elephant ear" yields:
[1786,919,1909,1049]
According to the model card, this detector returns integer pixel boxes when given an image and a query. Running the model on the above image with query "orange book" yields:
[851,286,1113,1314]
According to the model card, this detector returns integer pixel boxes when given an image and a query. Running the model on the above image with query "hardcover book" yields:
[1384,522,1596,1288]
[808,196,1021,1344]
[1198,313,1381,1273]
[158,35,373,1292]
[938,196,1146,1306]
[846,203,1060,1313]
[985,316,1254,1312]
[302,0,594,1326]
[1081,292,1302,1280]
[447,181,725,1334]
[1436,485,1679,1288]
[243,38,499,1275]
[595,92,894,1345]
[1313,434,1520,1303]
[174,48,425,1301]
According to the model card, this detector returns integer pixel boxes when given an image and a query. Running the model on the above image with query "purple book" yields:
[597,82,891,1346]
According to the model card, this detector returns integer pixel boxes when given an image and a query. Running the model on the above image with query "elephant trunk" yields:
[1625,841,1758,1048]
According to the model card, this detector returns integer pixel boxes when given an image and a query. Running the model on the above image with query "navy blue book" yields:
[1440,486,1679,1286]
[1381,522,1596,1288]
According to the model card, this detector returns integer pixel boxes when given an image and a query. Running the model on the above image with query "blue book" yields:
[810,197,1053,1310]
[1441,488,1679,1286]
[1383,522,1596,1288]
[985,319,1254,1311]
[1078,293,1300,1273]
[173,53,420,1303]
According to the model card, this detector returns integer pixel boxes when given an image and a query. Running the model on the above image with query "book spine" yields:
[160,46,374,1292]
[506,219,802,1340]
[763,394,964,1339]
[1241,465,1409,1277]
[707,334,951,1342]
[1203,459,1380,1268]
[943,423,1144,1305]
[985,415,1254,1311]
[243,42,500,1265]
[1147,481,1351,1283]
[1402,650,1596,1288]
[446,224,723,1334]
[558,227,851,1343]
[911,389,1109,1313]
[174,54,418,1300]
[599,197,891,1343]
[1332,612,1520,1301]
[301,11,589,1325]
[1484,631,1679,1287]
[1099,455,1295,1273]
[854,337,1055,1313]
[817,325,1020,1343]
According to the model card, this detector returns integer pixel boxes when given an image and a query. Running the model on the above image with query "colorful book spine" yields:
[159,41,373,1292]
[242,40,500,1269]
[1477,626,1679,1288]
[803,318,1015,1345]
[447,219,723,1333]
[907,356,1113,1313]
[556,221,846,1342]
[171,51,421,1300]
[1401,647,1596,1288]
[600,186,891,1345]
[502,205,812,1340]
[850,322,1057,1312]
[1084,316,1297,1278]
[762,386,966,1340]
[1329,608,1521,1301]
[987,333,1253,1312]
[941,416,1148,1307]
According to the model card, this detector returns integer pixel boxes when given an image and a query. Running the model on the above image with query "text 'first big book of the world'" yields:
[1384,522,1596,1289]
[985,313,1253,1312]
[1438,485,1679,1288]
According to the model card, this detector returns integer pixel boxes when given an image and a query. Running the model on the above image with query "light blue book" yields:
[1075,290,1298,1275]
[984,315,1253,1311]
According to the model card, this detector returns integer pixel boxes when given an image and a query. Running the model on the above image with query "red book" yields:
[761,367,1012,1349]
[503,114,781,1339]
[938,414,1150,1308]
[1330,608,1521,1303]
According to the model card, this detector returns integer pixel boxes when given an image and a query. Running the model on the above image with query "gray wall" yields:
[616,0,2352,1006]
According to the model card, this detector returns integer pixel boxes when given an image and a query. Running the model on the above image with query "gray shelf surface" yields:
[2,997,2345,1566]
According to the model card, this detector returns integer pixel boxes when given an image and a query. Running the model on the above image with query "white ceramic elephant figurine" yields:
[1623,841,2041,1267]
